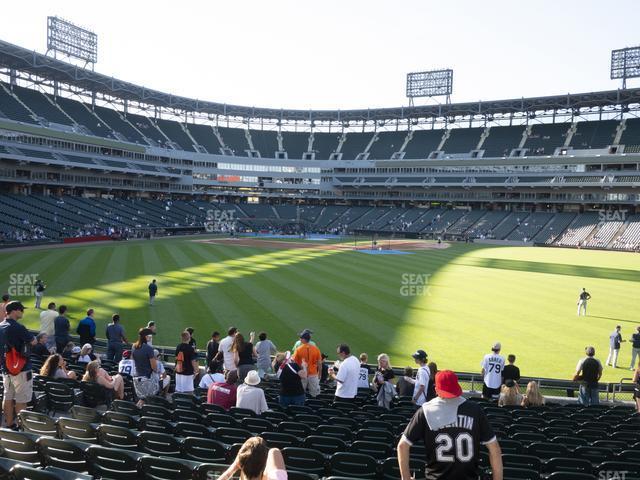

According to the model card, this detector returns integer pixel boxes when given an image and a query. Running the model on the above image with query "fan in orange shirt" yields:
[292,330,322,397]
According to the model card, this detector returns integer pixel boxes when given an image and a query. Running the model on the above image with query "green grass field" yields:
[1,236,639,383]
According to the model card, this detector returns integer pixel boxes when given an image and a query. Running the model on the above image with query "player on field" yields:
[398,370,503,480]
[148,279,158,306]
[577,288,591,316]
[480,342,505,400]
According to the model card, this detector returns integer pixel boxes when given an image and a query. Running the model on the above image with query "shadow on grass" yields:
[453,257,640,282]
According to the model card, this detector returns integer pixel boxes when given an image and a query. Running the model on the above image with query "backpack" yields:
[175,350,185,374]
[6,347,26,376]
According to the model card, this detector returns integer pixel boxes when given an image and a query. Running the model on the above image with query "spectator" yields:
[106,314,127,363]
[40,353,77,380]
[502,354,520,383]
[199,360,225,389]
[320,353,329,384]
[329,344,360,402]
[633,366,640,413]
[153,349,170,396]
[292,328,316,351]
[398,370,503,480]
[426,362,438,401]
[396,367,415,397]
[376,368,397,409]
[481,342,505,400]
[237,370,268,415]
[219,327,238,372]
[208,370,239,409]
[277,352,307,407]
[131,328,158,407]
[358,353,370,390]
[54,305,71,354]
[372,353,394,393]
[39,302,57,350]
[148,279,157,306]
[630,326,640,370]
[118,350,137,377]
[76,309,96,346]
[175,330,199,393]
[255,332,277,378]
[77,343,96,363]
[146,321,156,346]
[0,294,9,318]
[64,344,79,362]
[218,437,287,480]
[82,360,124,400]
[32,333,51,358]
[186,327,197,349]
[521,381,545,407]
[233,332,256,383]
[606,325,625,368]
[498,379,523,406]
[292,330,322,397]
[412,349,430,406]
[206,331,221,371]
[0,301,37,429]
[574,346,603,406]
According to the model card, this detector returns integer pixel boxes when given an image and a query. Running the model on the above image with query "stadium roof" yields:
[1,38,640,123]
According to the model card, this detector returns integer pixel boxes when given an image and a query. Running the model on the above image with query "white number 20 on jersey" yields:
[435,432,474,462]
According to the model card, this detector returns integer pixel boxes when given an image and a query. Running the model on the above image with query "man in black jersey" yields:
[398,370,503,480]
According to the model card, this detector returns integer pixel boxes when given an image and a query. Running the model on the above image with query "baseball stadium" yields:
[0,4,639,480]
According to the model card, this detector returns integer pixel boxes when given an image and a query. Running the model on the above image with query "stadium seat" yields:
[140,404,172,420]
[294,414,323,428]
[349,440,393,458]
[174,421,212,439]
[545,473,596,480]
[171,408,203,424]
[355,428,395,444]
[303,435,347,455]
[525,442,570,460]
[138,431,182,457]
[261,411,288,423]
[328,417,359,430]
[79,381,112,408]
[138,416,174,435]
[0,429,41,464]
[574,446,615,464]
[101,411,138,429]
[18,411,58,437]
[502,454,542,472]
[543,457,594,475]
[57,418,98,442]
[182,437,227,463]
[111,400,140,416]
[229,407,257,419]
[316,425,353,442]
[277,422,312,438]
[511,432,547,444]
[380,457,425,480]
[241,417,275,434]
[45,382,76,414]
[595,461,640,478]
[550,436,588,449]
[329,452,378,479]
[86,445,144,479]
[501,467,540,480]
[96,424,139,450]
[592,439,628,450]
[139,455,194,480]
[282,447,327,475]
[212,427,252,445]
[145,395,172,409]
[260,432,301,449]
[36,437,91,472]
[10,464,92,480]
[70,405,101,423]
[206,413,240,429]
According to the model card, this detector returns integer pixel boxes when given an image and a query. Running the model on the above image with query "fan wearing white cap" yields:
[480,342,505,400]
[236,370,268,415]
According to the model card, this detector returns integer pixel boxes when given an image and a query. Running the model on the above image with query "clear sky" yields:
[3,1,640,111]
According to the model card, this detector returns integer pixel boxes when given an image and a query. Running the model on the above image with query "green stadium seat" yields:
[328,452,378,479]
[182,437,227,463]
[282,447,327,476]
[303,435,347,455]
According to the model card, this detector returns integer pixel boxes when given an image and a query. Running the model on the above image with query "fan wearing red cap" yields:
[397,370,503,480]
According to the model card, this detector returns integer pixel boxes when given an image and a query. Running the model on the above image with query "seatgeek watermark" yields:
[597,209,627,228]
[204,209,237,233]
[8,273,39,296]
[599,471,629,480]
[400,273,432,297]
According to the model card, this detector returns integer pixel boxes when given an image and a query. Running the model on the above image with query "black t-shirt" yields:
[175,343,197,376]
[502,364,521,382]
[633,333,640,349]
[580,357,601,386]
[580,291,590,300]
[32,343,49,358]
[238,342,255,366]
[403,400,496,480]
[280,361,304,397]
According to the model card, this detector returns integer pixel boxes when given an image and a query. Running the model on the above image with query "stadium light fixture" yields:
[406,69,453,106]
[610,46,640,89]
[46,16,98,68]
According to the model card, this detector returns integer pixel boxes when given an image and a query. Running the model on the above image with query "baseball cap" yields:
[299,329,313,340]
[122,350,131,359]
[504,379,516,388]
[5,301,26,313]
[435,370,463,399]
[411,349,428,360]
[492,342,502,351]
[71,346,81,354]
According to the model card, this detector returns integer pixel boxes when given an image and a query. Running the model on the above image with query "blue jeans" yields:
[579,384,600,406]
[107,343,123,363]
[279,394,306,408]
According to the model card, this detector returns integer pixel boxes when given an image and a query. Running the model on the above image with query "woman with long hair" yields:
[82,360,124,399]
[233,332,256,383]
[498,379,523,406]
[372,353,394,392]
[521,381,545,407]
[40,354,77,380]
[131,327,158,407]
[218,437,287,480]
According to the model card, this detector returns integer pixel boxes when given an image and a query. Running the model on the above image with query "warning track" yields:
[193,237,449,251]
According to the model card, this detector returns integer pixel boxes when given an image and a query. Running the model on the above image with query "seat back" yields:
[138,431,182,457]
[36,437,89,472]
[57,418,97,442]
[96,424,138,450]
[282,447,327,475]
[86,445,142,479]
[0,429,40,463]
[182,437,227,463]
[18,411,58,437]
[329,452,378,479]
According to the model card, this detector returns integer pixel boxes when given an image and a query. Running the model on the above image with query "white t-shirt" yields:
[118,359,137,377]
[199,372,225,389]
[413,365,430,406]
[357,366,370,390]
[218,335,236,371]
[335,355,360,399]
[481,353,505,389]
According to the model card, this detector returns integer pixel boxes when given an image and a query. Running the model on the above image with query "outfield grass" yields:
[1,237,639,383]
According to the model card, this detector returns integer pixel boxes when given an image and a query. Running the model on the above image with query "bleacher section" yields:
[250,130,280,158]
[93,106,148,144]
[368,131,407,160]
[402,130,443,159]
[482,126,525,157]
[218,127,250,156]
[12,85,73,126]
[533,213,577,244]
[187,123,223,154]
[611,214,640,250]
[340,132,374,160]
[311,133,341,160]
[0,84,37,124]
[127,114,168,147]
[442,127,483,154]
[570,120,618,150]
[555,213,599,247]
[524,124,570,155]
[281,131,310,159]
[54,98,116,139]
[156,118,196,152]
